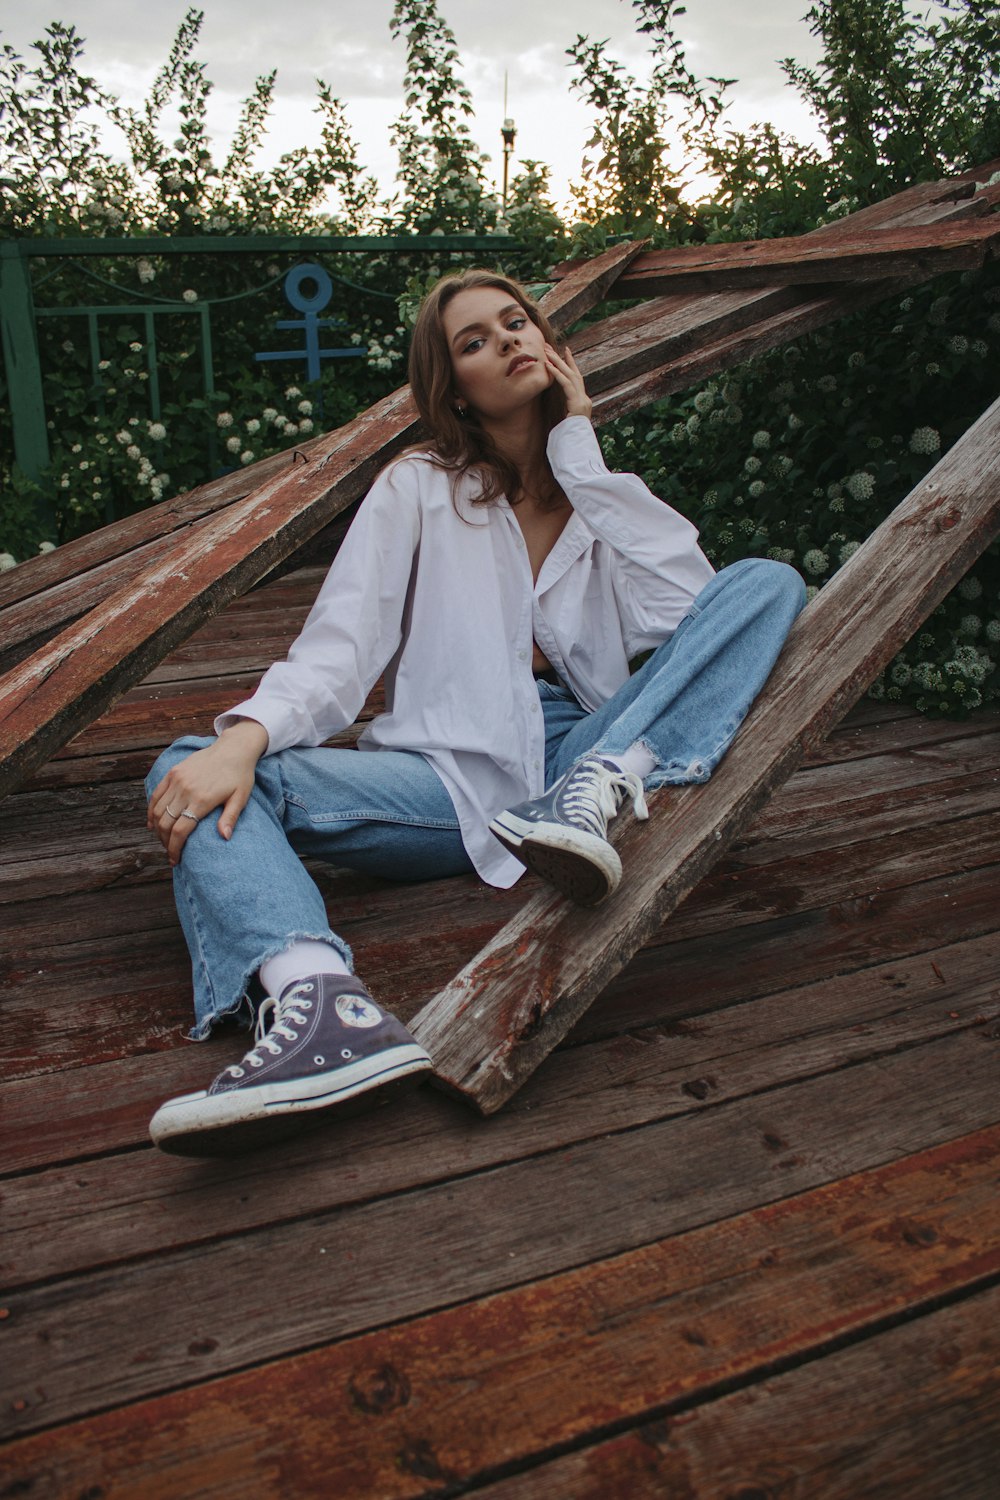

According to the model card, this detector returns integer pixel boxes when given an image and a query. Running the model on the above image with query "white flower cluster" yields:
[845,471,876,502]
[802,548,830,576]
[909,426,941,455]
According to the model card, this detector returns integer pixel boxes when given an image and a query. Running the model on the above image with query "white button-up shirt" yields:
[218,416,715,886]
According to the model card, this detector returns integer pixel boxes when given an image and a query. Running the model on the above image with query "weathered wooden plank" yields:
[534,236,649,329]
[558,218,1000,298]
[5,774,999,1085]
[413,395,1000,1112]
[1,1128,996,1500]
[1,1030,996,1439]
[474,1286,1000,1500]
[5,945,997,1285]
[4,756,998,1083]
[589,278,903,422]
[574,282,807,395]
[0,422,338,616]
[6,857,998,1172]
[0,386,421,797]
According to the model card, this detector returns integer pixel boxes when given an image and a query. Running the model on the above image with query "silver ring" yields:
[165,806,179,819]
[179,809,200,823]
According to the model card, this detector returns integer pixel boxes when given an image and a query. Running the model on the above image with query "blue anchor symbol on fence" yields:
[254,263,368,393]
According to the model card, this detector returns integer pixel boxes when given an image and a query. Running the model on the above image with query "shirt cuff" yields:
[547,415,607,477]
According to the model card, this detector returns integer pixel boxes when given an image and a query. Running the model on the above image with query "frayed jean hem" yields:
[188,928,354,1041]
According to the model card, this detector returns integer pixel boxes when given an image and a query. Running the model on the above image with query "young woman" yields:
[146,268,805,1156]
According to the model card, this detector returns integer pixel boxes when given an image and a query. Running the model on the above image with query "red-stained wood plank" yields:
[474,1288,1000,1500]
[0,387,422,797]
[588,279,903,421]
[4,781,999,1085]
[1,1127,997,1498]
[2,1026,998,1438]
[414,396,1000,1113]
[5,942,998,1286]
[562,218,1000,298]
[534,236,649,328]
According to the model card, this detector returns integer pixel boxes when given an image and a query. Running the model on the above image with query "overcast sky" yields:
[6,1,829,209]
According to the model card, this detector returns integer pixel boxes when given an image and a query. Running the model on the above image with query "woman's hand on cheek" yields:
[544,342,592,420]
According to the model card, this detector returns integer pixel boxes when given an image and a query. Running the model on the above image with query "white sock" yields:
[601,742,657,780]
[259,940,351,999]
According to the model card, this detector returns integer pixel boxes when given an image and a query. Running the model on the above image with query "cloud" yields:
[3,0,826,205]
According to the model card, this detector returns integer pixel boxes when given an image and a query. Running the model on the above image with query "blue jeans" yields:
[148,558,804,1036]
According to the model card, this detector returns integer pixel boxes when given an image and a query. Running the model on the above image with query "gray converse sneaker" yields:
[149,975,432,1156]
[489,754,649,905]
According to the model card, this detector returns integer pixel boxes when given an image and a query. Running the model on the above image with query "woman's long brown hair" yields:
[406,268,568,509]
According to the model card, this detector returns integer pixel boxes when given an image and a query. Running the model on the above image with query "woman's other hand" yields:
[147,719,269,866]
[544,342,593,420]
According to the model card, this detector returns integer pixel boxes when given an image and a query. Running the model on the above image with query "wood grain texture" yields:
[413,396,1000,1112]
[0,387,421,798]
[474,1287,1000,1500]
[536,236,649,330]
[2,1026,998,1438]
[564,217,1000,297]
[1,1127,997,1498]
[6,936,998,1285]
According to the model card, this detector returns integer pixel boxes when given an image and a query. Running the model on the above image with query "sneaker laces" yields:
[562,756,649,838]
[225,982,314,1077]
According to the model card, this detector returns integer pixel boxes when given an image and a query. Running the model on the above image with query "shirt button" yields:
[517,649,527,661]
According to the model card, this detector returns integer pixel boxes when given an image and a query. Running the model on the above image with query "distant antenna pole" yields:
[501,72,516,208]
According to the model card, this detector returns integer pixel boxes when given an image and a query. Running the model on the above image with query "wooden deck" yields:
[2,557,1000,1498]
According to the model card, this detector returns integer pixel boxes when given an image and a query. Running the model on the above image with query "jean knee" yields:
[145,735,214,798]
[734,556,806,614]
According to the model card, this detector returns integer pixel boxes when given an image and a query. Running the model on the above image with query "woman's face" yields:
[441,285,553,422]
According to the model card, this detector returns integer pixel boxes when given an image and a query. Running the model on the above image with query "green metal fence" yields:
[0,233,521,489]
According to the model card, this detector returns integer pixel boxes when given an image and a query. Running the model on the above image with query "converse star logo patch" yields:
[335,994,382,1029]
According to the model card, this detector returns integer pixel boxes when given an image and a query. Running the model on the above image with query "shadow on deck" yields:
[2,557,999,1498]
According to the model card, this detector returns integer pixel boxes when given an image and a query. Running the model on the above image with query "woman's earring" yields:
[454,401,468,419]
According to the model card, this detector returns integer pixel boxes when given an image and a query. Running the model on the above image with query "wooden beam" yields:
[0,389,421,796]
[412,394,1000,1113]
[588,279,904,423]
[536,237,649,331]
[1,1128,996,1495]
[588,218,1000,297]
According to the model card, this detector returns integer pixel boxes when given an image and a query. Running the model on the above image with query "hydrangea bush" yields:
[599,257,1000,716]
